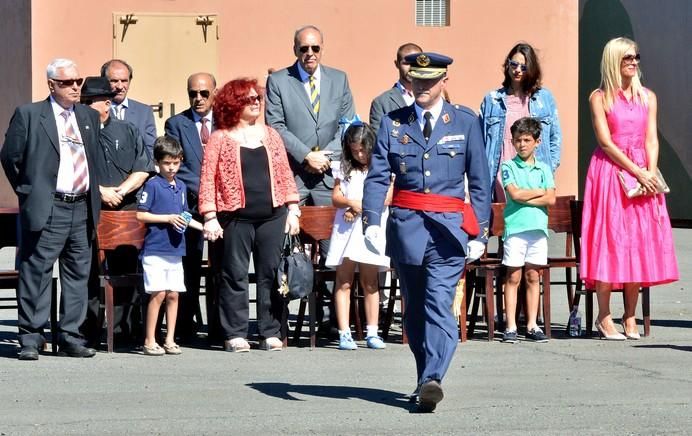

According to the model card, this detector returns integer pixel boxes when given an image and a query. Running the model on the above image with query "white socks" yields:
[366,325,379,338]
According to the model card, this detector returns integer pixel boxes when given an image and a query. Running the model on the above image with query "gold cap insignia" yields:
[416,54,430,67]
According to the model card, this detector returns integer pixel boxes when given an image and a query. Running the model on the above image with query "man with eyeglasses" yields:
[101,59,157,156]
[1,58,102,360]
[362,53,491,412]
[164,72,217,342]
[265,25,355,336]
[369,42,423,132]
[78,76,153,349]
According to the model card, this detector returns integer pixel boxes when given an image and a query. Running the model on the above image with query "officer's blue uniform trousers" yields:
[394,223,465,383]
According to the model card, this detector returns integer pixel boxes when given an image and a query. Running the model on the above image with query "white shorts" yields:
[142,255,187,293]
[502,230,548,267]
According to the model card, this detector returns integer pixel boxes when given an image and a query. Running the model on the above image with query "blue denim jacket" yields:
[479,87,562,197]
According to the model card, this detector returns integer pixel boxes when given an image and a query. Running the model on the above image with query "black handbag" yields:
[277,234,314,300]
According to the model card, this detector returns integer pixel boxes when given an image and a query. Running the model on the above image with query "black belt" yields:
[54,192,88,203]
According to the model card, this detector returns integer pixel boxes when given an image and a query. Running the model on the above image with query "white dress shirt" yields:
[51,97,87,193]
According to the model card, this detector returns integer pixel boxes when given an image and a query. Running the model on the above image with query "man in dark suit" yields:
[164,72,216,341]
[101,59,157,156]
[369,43,422,132]
[363,53,491,412]
[265,25,355,333]
[1,58,101,360]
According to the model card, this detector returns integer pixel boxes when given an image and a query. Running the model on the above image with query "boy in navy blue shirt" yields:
[137,136,202,355]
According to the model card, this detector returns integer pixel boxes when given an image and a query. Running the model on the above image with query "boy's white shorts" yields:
[502,230,548,267]
[142,255,186,293]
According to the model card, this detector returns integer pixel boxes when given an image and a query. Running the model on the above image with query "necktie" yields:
[423,111,433,142]
[61,110,89,193]
[200,118,210,145]
[114,105,124,120]
[309,75,320,115]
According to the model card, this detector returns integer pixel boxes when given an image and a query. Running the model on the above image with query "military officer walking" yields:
[362,52,491,412]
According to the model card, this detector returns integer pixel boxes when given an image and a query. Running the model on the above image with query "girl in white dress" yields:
[325,123,393,350]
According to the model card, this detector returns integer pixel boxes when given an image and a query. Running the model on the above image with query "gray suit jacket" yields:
[265,62,355,189]
[118,98,157,155]
[369,86,407,133]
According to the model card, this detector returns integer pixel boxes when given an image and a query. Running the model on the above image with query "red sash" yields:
[391,189,480,237]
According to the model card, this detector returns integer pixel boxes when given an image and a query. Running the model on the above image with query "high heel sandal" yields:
[595,319,626,341]
[620,315,641,340]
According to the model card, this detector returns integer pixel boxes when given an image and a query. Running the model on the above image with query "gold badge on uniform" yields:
[442,113,450,124]
[400,135,409,144]
[416,54,430,67]
[393,119,401,127]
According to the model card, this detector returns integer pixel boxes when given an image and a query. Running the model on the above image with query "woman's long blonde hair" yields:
[599,37,647,112]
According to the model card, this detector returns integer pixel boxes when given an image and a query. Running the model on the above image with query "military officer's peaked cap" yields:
[405,52,453,80]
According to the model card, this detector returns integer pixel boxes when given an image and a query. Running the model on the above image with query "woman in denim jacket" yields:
[480,43,562,201]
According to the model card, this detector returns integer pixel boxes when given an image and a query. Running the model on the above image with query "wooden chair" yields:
[545,195,578,312]
[570,200,651,337]
[293,206,337,349]
[466,203,505,341]
[96,210,146,352]
[0,208,58,353]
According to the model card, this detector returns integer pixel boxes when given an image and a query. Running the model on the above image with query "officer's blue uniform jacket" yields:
[363,101,491,264]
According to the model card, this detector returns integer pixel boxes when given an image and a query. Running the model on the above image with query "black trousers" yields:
[217,210,286,340]
[18,199,91,348]
[82,246,141,345]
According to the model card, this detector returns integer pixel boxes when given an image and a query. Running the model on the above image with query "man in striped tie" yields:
[265,25,355,337]
[1,58,103,360]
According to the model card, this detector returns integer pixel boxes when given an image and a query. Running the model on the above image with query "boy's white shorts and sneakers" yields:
[502,229,548,267]
[501,229,549,344]
[142,255,187,293]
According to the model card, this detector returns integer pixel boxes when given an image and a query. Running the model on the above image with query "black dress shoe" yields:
[416,380,444,413]
[58,344,96,358]
[406,384,421,403]
[18,345,39,361]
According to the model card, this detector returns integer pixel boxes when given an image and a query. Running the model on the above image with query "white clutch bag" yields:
[617,168,670,198]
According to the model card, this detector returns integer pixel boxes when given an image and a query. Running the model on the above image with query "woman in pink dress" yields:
[582,37,679,340]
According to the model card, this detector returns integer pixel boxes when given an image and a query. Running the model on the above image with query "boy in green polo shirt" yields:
[501,117,556,343]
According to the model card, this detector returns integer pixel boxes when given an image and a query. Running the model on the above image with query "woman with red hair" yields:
[198,78,300,352]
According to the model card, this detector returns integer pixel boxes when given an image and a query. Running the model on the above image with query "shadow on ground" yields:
[246,382,412,410]
[633,344,692,353]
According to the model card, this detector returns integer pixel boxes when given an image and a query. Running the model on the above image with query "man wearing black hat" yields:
[363,52,491,412]
[79,76,153,348]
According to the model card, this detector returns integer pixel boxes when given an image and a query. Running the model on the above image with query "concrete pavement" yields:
[0,228,690,435]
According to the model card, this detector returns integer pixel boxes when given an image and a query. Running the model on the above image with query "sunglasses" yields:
[188,89,211,99]
[51,78,84,87]
[622,53,641,63]
[244,95,262,105]
[299,45,321,54]
[507,60,527,72]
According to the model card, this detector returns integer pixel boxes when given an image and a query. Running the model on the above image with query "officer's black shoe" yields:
[406,384,421,403]
[416,380,444,413]
[18,345,39,361]
[58,343,96,358]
